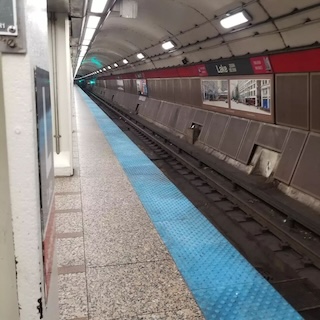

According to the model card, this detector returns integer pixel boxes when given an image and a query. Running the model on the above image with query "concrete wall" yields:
[1,0,58,319]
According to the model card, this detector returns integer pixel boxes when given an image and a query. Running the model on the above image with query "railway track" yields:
[87,90,320,319]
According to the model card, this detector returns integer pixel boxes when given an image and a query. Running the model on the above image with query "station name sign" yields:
[205,56,272,76]
[0,0,18,36]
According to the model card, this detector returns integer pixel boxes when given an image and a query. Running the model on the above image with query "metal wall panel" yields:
[204,113,229,150]
[274,130,308,184]
[147,80,155,99]
[168,105,180,129]
[167,79,175,103]
[180,78,190,106]
[174,79,182,104]
[292,133,320,199]
[163,103,175,126]
[193,110,208,125]
[256,124,289,152]
[237,121,261,164]
[147,99,161,120]
[311,73,320,133]
[219,118,249,159]
[156,102,168,124]
[198,113,213,143]
[175,106,193,133]
[276,74,309,130]
[190,78,202,107]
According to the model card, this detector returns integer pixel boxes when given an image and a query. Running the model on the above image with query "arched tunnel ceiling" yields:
[76,0,320,76]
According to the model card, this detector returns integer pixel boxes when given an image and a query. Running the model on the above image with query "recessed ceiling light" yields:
[91,0,109,13]
[103,67,106,71]
[137,53,145,59]
[220,11,250,29]
[114,63,118,67]
[107,66,112,69]
[162,41,175,50]
[123,59,129,64]
[87,16,100,29]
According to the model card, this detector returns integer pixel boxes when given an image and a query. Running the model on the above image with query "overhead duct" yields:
[120,0,138,19]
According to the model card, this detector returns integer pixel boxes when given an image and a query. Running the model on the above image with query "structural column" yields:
[49,12,74,176]
[0,0,58,319]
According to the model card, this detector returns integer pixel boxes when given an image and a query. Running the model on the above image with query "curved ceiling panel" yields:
[260,0,320,17]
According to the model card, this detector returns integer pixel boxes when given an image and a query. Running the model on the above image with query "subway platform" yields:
[54,87,302,320]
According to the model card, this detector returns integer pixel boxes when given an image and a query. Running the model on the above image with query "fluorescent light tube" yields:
[91,0,109,13]
[137,53,145,59]
[82,39,91,45]
[123,59,129,64]
[114,63,118,67]
[162,41,175,50]
[107,66,112,69]
[87,16,100,29]
[84,28,95,40]
[103,67,106,71]
[220,11,250,29]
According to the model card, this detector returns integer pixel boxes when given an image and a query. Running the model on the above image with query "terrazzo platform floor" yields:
[56,87,301,320]
[55,88,204,320]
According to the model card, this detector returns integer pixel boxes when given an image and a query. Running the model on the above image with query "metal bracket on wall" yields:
[0,0,26,53]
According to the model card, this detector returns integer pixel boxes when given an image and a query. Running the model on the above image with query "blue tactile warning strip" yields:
[79,89,302,320]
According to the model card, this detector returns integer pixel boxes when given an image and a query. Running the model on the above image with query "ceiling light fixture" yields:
[123,59,129,64]
[114,63,119,67]
[91,0,109,13]
[82,39,90,46]
[137,53,145,59]
[162,41,175,50]
[220,11,251,29]
[84,28,95,40]
[107,66,112,69]
[87,15,100,29]
[103,67,106,71]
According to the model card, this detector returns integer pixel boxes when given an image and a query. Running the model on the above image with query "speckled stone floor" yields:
[55,88,204,320]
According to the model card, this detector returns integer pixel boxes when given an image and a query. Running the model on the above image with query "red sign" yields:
[250,56,273,74]
[197,64,208,77]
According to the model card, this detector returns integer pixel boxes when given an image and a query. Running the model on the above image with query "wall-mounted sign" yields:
[0,0,18,36]
[205,56,273,76]
[197,65,208,77]
[250,56,272,74]
[206,58,254,76]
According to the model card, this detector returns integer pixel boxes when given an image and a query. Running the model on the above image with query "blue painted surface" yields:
[79,90,302,320]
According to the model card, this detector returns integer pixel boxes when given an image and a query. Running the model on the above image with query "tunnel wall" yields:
[90,48,320,205]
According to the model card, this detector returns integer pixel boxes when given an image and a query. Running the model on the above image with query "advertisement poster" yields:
[136,79,148,96]
[34,67,55,301]
[202,77,272,114]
